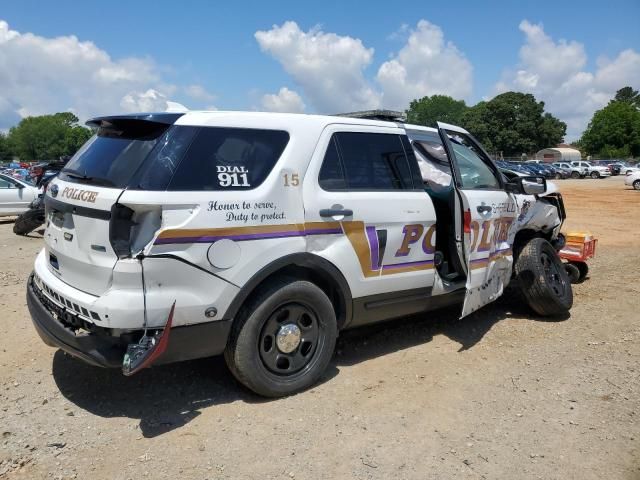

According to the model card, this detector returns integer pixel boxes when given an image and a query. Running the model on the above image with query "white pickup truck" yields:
[571,160,611,179]
[27,111,572,397]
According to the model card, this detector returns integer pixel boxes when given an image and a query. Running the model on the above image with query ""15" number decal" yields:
[283,173,299,187]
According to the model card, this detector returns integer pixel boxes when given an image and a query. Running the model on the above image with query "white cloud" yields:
[120,89,170,112]
[0,20,176,129]
[255,21,380,113]
[260,87,305,113]
[184,84,216,102]
[493,20,640,140]
[377,20,473,110]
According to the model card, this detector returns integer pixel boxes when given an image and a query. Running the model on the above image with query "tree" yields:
[7,112,92,161]
[460,92,566,156]
[0,132,13,161]
[613,86,640,109]
[406,95,468,128]
[579,100,640,158]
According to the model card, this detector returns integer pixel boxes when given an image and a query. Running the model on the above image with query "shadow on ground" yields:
[53,296,568,438]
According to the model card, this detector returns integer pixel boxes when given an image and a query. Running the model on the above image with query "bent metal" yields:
[60,187,98,203]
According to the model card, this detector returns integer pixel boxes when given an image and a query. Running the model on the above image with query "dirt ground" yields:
[0,176,638,480]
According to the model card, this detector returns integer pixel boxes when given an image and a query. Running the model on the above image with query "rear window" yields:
[60,122,289,191]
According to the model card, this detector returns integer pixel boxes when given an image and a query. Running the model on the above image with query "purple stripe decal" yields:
[154,227,342,245]
[365,226,380,270]
[382,259,434,270]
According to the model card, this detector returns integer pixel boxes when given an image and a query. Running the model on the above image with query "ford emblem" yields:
[50,184,59,197]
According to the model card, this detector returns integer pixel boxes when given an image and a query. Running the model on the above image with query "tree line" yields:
[1,87,638,162]
[407,86,640,159]
[0,112,92,162]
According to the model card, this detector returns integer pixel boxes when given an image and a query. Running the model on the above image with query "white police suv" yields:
[27,111,571,397]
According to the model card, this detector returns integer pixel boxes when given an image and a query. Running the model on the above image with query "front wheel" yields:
[225,279,337,397]
[570,171,580,179]
[590,171,600,179]
[514,238,573,317]
[633,180,640,191]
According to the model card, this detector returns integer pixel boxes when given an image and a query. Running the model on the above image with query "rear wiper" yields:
[62,169,115,187]
[64,171,94,181]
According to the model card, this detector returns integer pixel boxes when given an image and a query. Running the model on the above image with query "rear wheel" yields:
[633,180,640,191]
[225,279,337,397]
[590,171,600,179]
[514,238,573,317]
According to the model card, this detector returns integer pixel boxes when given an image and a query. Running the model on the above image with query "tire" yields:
[633,180,640,191]
[590,171,600,179]
[13,208,45,236]
[574,262,589,283]
[555,173,562,180]
[564,263,580,284]
[570,171,580,179]
[224,278,337,397]
[514,238,573,317]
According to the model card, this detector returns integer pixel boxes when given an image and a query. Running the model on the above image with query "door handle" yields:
[319,208,353,217]
[476,205,492,215]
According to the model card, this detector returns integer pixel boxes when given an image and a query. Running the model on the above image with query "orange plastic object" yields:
[559,232,598,262]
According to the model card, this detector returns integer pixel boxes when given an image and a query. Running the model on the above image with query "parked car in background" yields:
[519,162,555,179]
[0,172,40,217]
[571,161,611,179]
[619,163,640,175]
[604,162,621,175]
[553,162,586,179]
[624,171,640,190]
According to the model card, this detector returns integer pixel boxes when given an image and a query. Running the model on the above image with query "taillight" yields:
[463,209,472,234]
[109,204,136,258]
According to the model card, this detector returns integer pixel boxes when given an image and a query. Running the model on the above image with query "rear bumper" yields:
[27,274,232,369]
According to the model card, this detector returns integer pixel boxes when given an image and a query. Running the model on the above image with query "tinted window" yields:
[130,126,198,190]
[321,132,413,191]
[318,137,346,190]
[60,120,172,188]
[446,132,501,190]
[168,127,289,191]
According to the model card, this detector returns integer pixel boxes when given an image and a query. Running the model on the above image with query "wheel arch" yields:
[223,253,353,330]
[513,228,551,259]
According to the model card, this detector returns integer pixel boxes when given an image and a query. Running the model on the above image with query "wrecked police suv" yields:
[26,111,572,397]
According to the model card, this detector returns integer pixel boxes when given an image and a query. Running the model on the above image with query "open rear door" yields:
[437,122,517,317]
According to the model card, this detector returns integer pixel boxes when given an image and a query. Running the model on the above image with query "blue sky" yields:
[1,0,639,139]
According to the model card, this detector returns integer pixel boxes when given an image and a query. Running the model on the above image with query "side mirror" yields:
[505,176,547,195]
[16,183,25,189]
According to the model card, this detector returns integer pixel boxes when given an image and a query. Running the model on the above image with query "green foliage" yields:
[406,95,468,128]
[613,86,640,108]
[579,100,640,158]
[0,132,13,161]
[6,112,92,161]
[460,92,566,156]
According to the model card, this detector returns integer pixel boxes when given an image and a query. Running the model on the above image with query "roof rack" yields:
[334,109,406,122]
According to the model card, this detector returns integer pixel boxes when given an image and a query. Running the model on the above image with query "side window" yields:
[446,132,501,190]
[167,127,289,191]
[0,178,12,188]
[318,137,347,190]
[332,132,413,190]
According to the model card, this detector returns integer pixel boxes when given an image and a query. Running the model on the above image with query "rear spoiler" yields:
[86,113,186,140]
[86,112,185,129]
